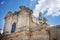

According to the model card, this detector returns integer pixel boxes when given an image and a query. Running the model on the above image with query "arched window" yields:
[11,23,16,33]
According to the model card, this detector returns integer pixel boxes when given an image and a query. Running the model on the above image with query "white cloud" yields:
[0,1,5,4]
[33,0,60,17]
[45,0,60,16]
[50,24,55,27]
[33,0,46,17]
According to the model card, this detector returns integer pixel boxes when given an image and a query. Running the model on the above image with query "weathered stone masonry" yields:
[0,6,50,40]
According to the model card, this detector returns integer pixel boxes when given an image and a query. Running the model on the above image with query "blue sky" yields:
[0,0,60,29]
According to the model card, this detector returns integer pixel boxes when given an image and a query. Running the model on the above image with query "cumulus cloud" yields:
[33,0,46,17]
[33,0,60,17]
[45,0,60,16]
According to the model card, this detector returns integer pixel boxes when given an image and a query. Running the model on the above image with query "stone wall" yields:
[0,29,49,40]
[30,29,49,40]
[4,12,13,35]
[3,6,33,35]
[16,11,30,32]
[49,25,60,40]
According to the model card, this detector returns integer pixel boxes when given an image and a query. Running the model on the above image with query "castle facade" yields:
[1,6,50,40]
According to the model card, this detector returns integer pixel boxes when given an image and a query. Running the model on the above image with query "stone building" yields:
[0,6,50,40]
[49,25,60,40]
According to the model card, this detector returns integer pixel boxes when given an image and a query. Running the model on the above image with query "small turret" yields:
[4,11,12,19]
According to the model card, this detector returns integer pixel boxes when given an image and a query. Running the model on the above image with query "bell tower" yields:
[38,12,43,20]
[4,11,13,35]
